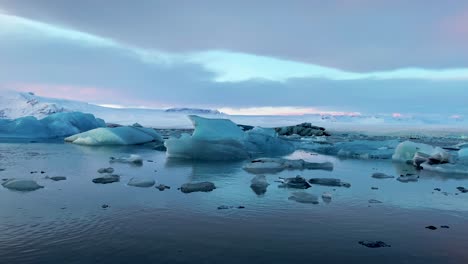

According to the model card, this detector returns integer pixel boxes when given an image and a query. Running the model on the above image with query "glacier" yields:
[0,112,105,138]
[165,115,294,160]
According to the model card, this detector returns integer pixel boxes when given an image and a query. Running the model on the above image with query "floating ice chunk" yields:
[243,158,333,174]
[322,192,332,202]
[0,112,105,138]
[371,172,395,179]
[180,182,216,193]
[110,154,143,165]
[278,176,311,189]
[250,175,269,195]
[92,174,120,184]
[128,177,155,187]
[2,179,44,191]
[308,178,351,188]
[392,141,449,164]
[65,126,163,145]
[288,192,319,204]
[396,174,419,182]
[47,176,67,181]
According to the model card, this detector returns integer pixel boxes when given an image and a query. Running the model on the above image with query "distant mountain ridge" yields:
[165,108,221,115]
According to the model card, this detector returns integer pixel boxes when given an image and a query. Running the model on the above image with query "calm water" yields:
[1,142,468,264]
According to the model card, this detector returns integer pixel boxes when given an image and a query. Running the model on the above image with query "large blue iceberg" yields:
[165,115,295,160]
[0,112,105,138]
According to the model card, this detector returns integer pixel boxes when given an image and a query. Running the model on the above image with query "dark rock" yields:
[274,123,328,137]
[371,172,395,179]
[456,186,468,193]
[309,178,351,188]
[48,176,67,181]
[40,171,45,174]
[237,206,245,209]
[156,184,170,191]
[101,204,109,209]
[180,182,216,193]
[358,241,391,248]
[425,225,437,230]
[0,168,5,172]
[368,199,382,204]
[440,225,450,229]
[147,160,154,162]
[97,167,114,174]
[237,124,254,131]
[371,187,379,190]
[434,188,441,191]
[154,144,167,151]
[217,205,231,210]
[92,174,120,184]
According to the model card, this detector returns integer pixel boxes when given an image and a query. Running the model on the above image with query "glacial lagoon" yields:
[1,140,468,264]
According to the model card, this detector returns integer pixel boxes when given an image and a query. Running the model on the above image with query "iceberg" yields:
[392,141,450,165]
[65,126,163,145]
[165,115,294,160]
[0,112,105,138]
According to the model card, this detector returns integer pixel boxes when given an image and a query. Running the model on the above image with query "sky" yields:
[0,0,467,116]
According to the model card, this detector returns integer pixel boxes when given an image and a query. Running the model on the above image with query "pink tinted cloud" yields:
[11,83,116,102]
[440,10,468,43]
[9,83,167,108]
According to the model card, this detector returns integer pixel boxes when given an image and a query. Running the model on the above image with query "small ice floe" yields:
[371,187,379,190]
[243,158,333,174]
[155,184,171,191]
[322,192,332,203]
[278,176,311,189]
[368,199,382,204]
[250,175,269,195]
[110,154,143,165]
[371,172,395,179]
[425,225,437,230]
[308,178,351,188]
[2,179,44,191]
[456,186,468,193]
[180,182,216,193]
[440,225,450,229]
[97,167,114,174]
[396,174,419,183]
[92,174,120,184]
[101,204,110,209]
[358,241,391,248]
[0,168,5,172]
[288,192,319,204]
[46,176,67,181]
[127,177,155,187]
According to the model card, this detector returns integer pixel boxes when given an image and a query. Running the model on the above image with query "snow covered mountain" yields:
[0,91,106,119]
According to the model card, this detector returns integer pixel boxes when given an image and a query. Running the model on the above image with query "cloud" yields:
[1,0,468,71]
[0,12,467,117]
